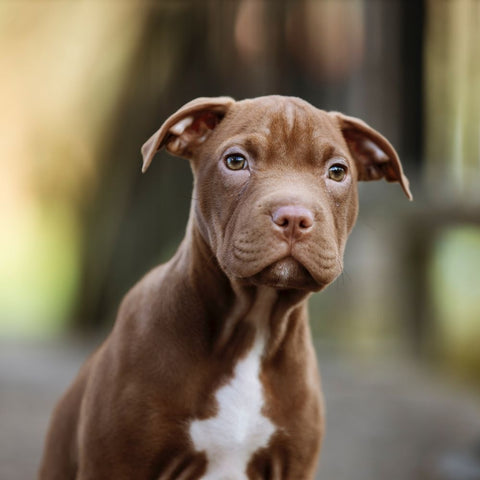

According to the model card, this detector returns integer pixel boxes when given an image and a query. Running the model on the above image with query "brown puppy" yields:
[39,96,411,480]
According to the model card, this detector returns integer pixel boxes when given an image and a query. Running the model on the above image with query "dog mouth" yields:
[251,256,319,291]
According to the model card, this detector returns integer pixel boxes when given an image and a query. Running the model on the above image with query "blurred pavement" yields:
[1,339,480,480]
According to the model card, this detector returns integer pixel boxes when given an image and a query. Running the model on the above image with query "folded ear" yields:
[141,96,235,172]
[331,112,412,200]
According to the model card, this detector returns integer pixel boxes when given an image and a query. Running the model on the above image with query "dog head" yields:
[142,96,411,292]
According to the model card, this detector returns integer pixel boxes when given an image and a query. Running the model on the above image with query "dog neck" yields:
[173,217,312,361]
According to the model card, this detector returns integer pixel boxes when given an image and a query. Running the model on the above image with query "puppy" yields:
[40,96,411,480]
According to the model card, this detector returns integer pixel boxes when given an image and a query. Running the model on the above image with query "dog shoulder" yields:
[118,263,173,323]
[112,261,197,356]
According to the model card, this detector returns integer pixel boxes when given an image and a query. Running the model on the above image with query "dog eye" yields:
[328,164,347,182]
[225,154,248,170]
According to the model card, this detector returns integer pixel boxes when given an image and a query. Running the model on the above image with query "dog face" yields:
[142,96,411,292]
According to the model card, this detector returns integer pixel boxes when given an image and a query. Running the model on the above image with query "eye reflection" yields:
[225,154,247,170]
[328,164,347,182]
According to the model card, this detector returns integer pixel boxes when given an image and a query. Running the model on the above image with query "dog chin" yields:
[250,257,321,291]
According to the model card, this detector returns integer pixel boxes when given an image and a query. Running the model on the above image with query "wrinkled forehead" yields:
[215,96,347,163]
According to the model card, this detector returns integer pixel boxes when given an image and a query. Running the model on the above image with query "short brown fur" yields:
[40,96,411,480]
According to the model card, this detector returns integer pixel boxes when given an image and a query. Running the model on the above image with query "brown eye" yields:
[225,154,247,170]
[328,164,347,182]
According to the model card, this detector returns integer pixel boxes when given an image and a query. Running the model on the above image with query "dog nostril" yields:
[272,211,290,228]
[299,217,312,229]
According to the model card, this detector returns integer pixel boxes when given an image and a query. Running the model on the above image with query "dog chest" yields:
[189,338,276,479]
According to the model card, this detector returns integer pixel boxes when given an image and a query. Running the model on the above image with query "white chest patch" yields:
[189,337,276,480]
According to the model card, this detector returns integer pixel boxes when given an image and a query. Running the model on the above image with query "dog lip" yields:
[249,256,320,291]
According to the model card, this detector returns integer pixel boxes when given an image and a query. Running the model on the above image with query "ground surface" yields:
[1,338,480,480]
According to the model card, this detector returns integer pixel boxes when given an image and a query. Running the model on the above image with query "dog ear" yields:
[331,112,412,200]
[141,96,235,172]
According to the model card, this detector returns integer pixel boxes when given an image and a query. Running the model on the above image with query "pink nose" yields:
[271,205,314,240]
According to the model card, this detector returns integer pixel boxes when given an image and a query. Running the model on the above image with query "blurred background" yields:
[1,0,479,479]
